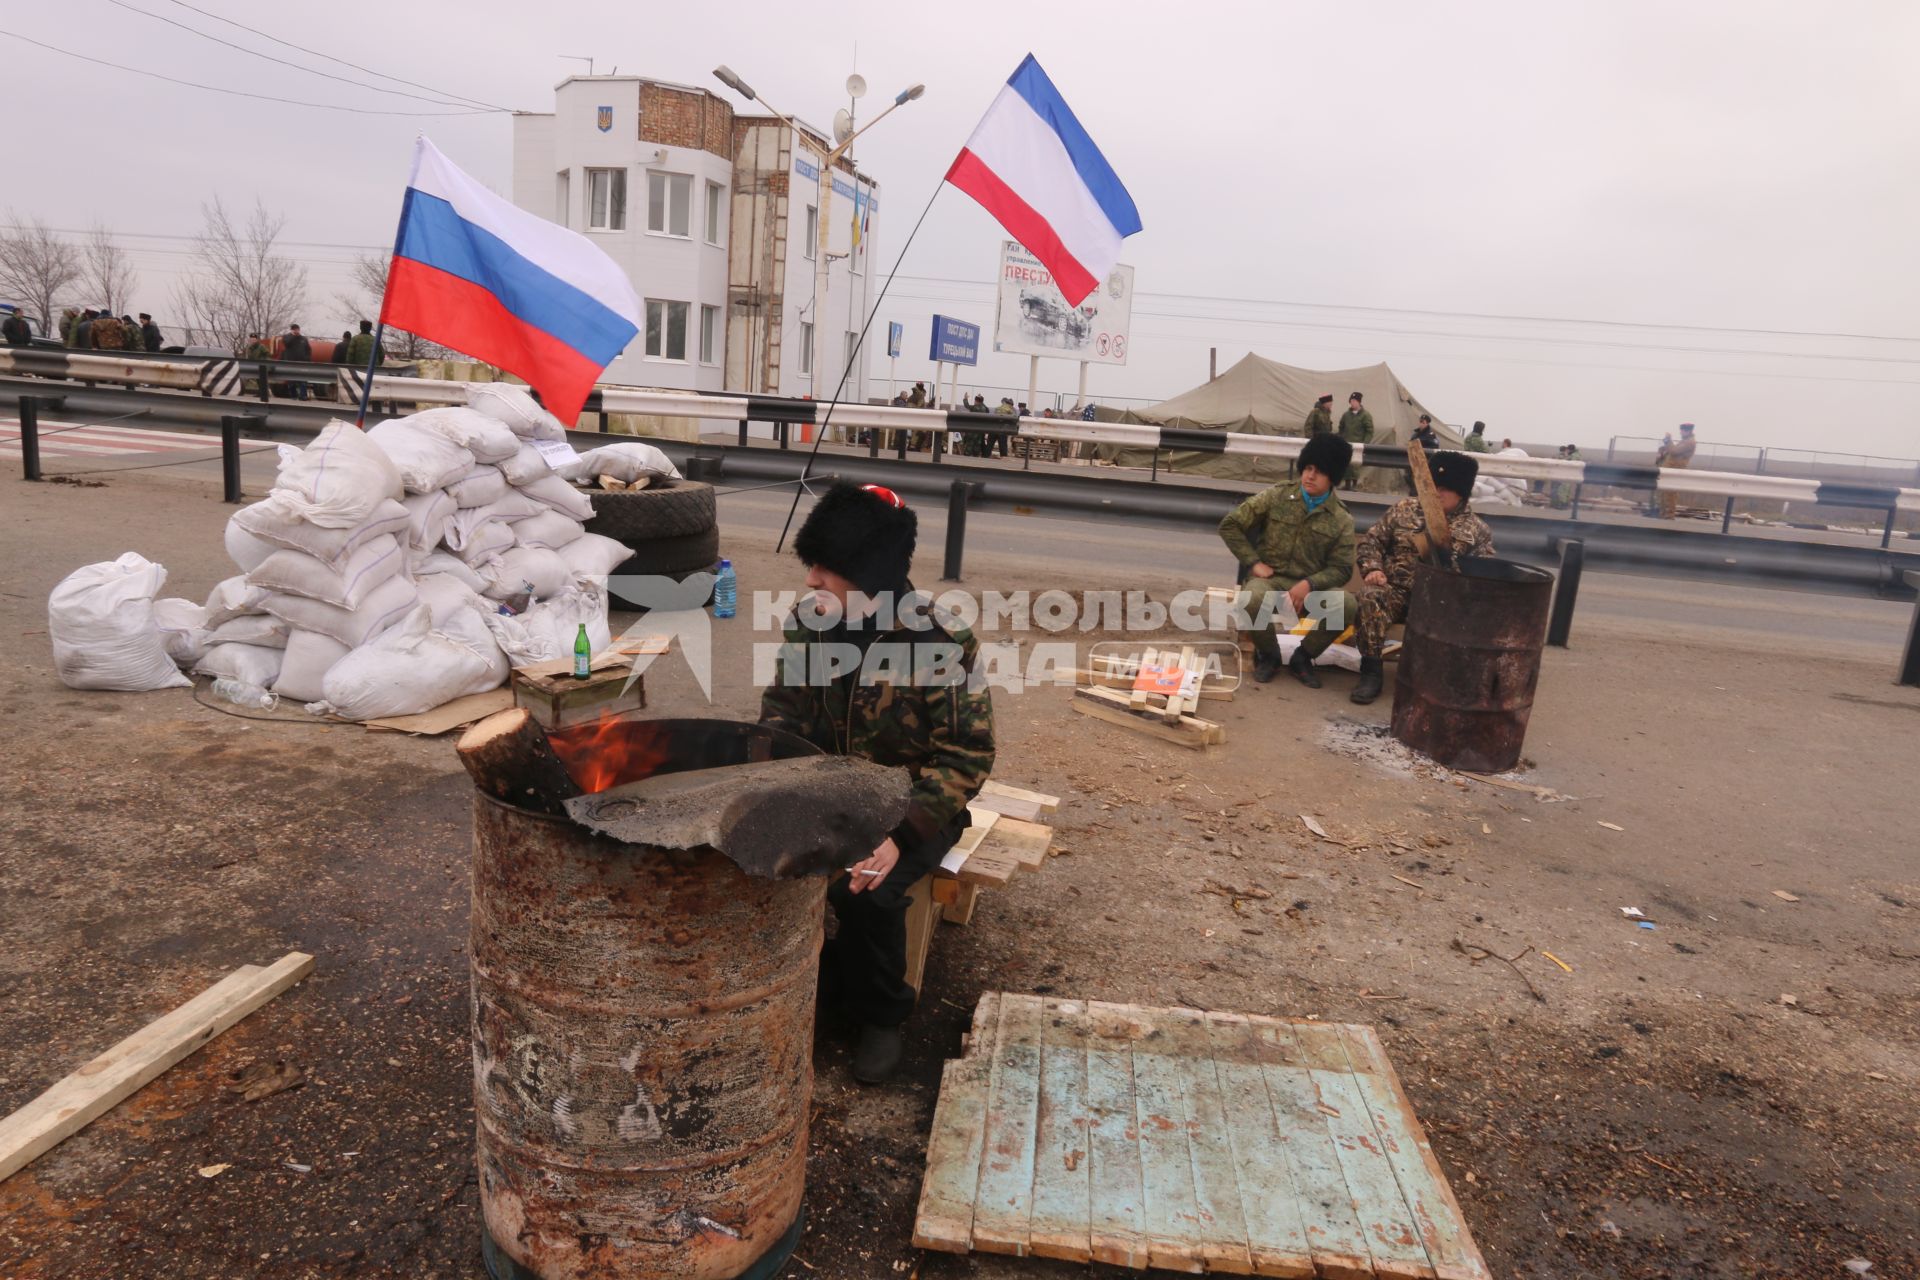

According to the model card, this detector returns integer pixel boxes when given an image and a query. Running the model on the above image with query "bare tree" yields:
[0,211,83,334]
[82,225,140,318]
[171,198,308,353]
[334,252,453,362]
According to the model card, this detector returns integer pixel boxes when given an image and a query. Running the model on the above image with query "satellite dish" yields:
[833,109,854,146]
[845,73,868,100]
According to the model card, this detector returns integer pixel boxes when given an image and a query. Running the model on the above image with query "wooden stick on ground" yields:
[456,707,583,816]
[1404,440,1456,570]
[0,952,314,1184]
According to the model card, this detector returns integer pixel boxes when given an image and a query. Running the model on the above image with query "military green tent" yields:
[1099,353,1460,486]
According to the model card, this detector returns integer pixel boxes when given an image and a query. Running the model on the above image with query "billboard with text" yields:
[991,240,1134,365]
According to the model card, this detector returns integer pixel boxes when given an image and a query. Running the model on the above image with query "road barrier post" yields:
[18,396,42,482]
[1902,572,1920,688]
[1546,537,1585,648]
[219,413,263,503]
[737,419,749,448]
[941,480,973,582]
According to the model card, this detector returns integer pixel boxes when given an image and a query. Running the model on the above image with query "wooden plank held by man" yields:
[1403,440,1456,571]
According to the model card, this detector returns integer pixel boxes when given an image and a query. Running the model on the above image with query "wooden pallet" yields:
[914,994,1491,1280]
[1073,685,1225,749]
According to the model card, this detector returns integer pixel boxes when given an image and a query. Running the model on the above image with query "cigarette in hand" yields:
[853,869,885,878]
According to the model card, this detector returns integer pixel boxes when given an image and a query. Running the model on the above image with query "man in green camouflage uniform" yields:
[1218,434,1356,688]
[1302,393,1334,437]
[761,482,995,1084]
[1348,451,1496,704]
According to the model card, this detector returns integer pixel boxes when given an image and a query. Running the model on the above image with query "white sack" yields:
[406,406,521,463]
[223,514,278,573]
[366,420,476,494]
[49,553,191,691]
[204,574,270,628]
[480,547,572,601]
[272,629,350,703]
[247,534,407,609]
[453,519,516,566]
[436,604,511,691]
[260,574,419,648]
[401,490,456,551]
[204,612,291,650]
[558,532,632,580]
[193,641,284,687]
[482,581,610,668]
[445,498,537,549]
[561,441,681,483]
[448,465,510,509]
[508,509,585,551]
[310,605,494,720]
[152,597,211,668]
[416,573,489,626]
[409,551,488,592]
[516,473,596,521]
[268,420,404,529]
[467,383,566,440]
[500,440,554,486]
[234,494,410,565]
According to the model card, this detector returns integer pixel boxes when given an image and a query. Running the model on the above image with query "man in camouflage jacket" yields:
[760,483,995,1083]
[1302,393,1334,436]
[1349,450,1496,704]
[1219,433,1356,688]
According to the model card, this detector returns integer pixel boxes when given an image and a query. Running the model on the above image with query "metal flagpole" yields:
[357,136,427,427]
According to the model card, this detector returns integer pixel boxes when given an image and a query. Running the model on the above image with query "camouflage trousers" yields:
[1236,577,1356,662]
[1355,583,1411,658]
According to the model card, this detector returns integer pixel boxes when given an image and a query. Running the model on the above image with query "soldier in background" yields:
[1219,433,1357,688]
[760,483,995,1085]
[1411,414,1440,452]
[1464,421,1490,452]
[1303,393,1334,437]
[1349,451,1496,704]
[1656,423,1697,519]
[1,308,31,346]
[139,314,163,352]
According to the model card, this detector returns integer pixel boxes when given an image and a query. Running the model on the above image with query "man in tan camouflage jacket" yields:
[1349,451,1496,705]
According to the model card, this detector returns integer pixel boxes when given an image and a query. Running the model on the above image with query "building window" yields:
[699,305,720,365]
[803,204,817,260]
[648,172,691,237]
[797,321,813,375]
[705,181,724,246]
[555,170,570,227]
[645,299,689,361]
[845,330,859,370]
[586,168,625,231]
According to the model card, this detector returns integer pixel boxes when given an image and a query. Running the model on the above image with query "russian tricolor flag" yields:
[380,137,640,424]
[946,55,1142,307]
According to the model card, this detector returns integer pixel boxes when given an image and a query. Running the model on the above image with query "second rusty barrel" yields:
[1390,556,1554,773]
[471,719,825,1280]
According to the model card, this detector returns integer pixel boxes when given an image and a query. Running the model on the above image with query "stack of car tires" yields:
[584,479,719,610]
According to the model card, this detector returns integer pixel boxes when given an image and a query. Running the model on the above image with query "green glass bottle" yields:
[572,623,591,680]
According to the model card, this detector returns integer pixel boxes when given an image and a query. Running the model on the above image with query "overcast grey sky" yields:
[8,0,1918,457]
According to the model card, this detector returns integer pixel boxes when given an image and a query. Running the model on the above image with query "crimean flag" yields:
[945,55,1141,307]
[380,136,640,424]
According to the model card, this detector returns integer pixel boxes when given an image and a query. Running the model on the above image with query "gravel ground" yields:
[1,469,1916,1279]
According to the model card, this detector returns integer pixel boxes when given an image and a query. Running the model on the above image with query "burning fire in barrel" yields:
[456,712,909,1279]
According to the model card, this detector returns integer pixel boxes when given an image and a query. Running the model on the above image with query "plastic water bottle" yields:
[713,559,737,619]
[213,678,277,711]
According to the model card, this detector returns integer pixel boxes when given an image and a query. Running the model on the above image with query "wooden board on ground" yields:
[0,952,314,1184]
[364,688,515,736]
[912,996,1492,1280]
[1072,685,1225,749]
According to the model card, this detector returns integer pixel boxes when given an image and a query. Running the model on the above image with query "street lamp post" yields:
[714,66,923,401]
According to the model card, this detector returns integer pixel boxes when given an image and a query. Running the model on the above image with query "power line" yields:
[0,30,494,116]
[103,0,504,111]
[159,0,513,113]
[892,274,1920,347]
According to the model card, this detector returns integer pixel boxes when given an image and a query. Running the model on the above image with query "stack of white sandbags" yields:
[50,384,635,717]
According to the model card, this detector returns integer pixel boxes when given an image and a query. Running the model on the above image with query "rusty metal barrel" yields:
[471,720,824,1280]
[1390,557,1555,773]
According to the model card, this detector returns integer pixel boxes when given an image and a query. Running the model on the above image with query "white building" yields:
[511,76,880,403]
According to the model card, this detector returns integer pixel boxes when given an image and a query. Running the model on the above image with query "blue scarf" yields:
[1300,486,1330,515]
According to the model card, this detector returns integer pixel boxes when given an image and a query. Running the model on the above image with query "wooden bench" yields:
[902,782,1061,997]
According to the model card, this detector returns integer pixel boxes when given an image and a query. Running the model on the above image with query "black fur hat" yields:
[1428,451,1478,498]
[794,482,918,594]
[1298,433,1353,484]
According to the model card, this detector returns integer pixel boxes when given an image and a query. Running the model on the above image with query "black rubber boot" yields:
[1288,646,1322,689]
[1252,652,1280,684]
[1350,656,1385,704]
[852,1024,904,1084]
